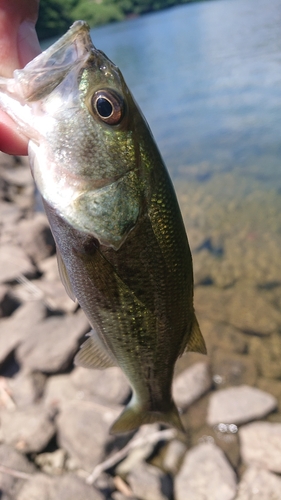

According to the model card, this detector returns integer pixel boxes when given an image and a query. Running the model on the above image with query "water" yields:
[81,0,281,187]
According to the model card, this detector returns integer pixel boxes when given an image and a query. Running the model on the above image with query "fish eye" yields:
[92,90,124,125]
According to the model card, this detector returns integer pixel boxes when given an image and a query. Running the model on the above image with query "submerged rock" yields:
[127,461,173,500]
[236,467,281,500]
[239,421,281,473]
[174,442,237,500]
[207,385,277,426]
[0,444,35,499]
[173,361,212,410]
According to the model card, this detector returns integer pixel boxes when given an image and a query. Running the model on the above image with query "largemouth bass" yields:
[0,21,206,434]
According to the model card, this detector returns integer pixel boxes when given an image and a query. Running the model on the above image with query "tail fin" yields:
[110,401,185,435]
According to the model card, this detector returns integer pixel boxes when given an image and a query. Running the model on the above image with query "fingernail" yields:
[18,20,41,67]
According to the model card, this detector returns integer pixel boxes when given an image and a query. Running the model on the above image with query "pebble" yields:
[0,301,46,365]
[207,385,277,426]
[127,461,173,500]
[56,400,120,470]
[174,442,237,500]
[173,362,212,410]
[0,245,36,284]
[17,213,55,264]
[16,473,105,500]
[236,467,281,500]
[16,309,90,372]
[239,421,281,473]
[0,405,55,453]
[0,444,35,499]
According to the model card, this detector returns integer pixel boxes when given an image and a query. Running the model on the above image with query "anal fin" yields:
[180,313,207,355]
[74,329,117,369]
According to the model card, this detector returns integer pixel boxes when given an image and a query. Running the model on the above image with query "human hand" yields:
[0,0,41,155]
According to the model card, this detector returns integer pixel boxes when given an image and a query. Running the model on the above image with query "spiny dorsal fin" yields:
[56,248,76,302]
[74,329,117,369]
[180,313,207,356]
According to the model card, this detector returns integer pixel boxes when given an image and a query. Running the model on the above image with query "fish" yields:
[0,21,206,434]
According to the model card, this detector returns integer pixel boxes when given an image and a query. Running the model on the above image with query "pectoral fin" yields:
[180,314,207,356]
[56,248,76,302]
[74,329,117,369]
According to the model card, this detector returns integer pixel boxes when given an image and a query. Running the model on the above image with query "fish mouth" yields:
[0,21,94,141]
[0,21,93,103]
[14,21,93,102]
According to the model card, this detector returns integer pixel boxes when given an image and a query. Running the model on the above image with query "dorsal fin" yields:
[74,329,117,369]
[56,248,76,302]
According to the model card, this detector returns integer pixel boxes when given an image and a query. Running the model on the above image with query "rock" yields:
[127,461,173,500]
[236,467,281,500]
[173,362,212,410]
[0,444,35,499]
[211,350,257,388]
[16,473,53,500]
[8,370,46,407]
[56,400,120,470]
[17,472,105,500]
[17,214,55,264]
[257,377,281,410]
[239,421,281,473]
[16,309,90,372]
[174,442,237,500]
[249,333,281,378]
[162,439,187,475]
[36,279,77,313]
[192,424,240,470]
[207,385,277,426]
[35,449,67,475]
[0,245,36,284]
[0,301,46,365]
[195,284,281,335]
[0,405,55,453]
[70,366,130,406]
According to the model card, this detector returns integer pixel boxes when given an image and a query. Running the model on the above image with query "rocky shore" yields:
[0,153,281,499]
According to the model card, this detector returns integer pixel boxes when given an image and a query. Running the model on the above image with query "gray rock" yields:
[0,405,55,453]
[16,309,90,372]
[127,461,173,500]
[8,370,46,408]
[173,362,212,410]
[16,473,53,500]
[0,444,35,499]
[207,385,277,426]
[17,473,105,500]
[174,442,237,500]
[17,213,55,264]
[0,245,36,284]
[0,301,46,365]
[70,366,130,405]
[162,439,187,475]
[239,421,281,473]
[198,317,248,355]
[36,279,77,313]
[236,467,281,500]
[56,400,120,470]
[35,449,67,475]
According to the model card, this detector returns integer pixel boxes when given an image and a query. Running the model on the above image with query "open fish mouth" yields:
[0,21,92,103]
